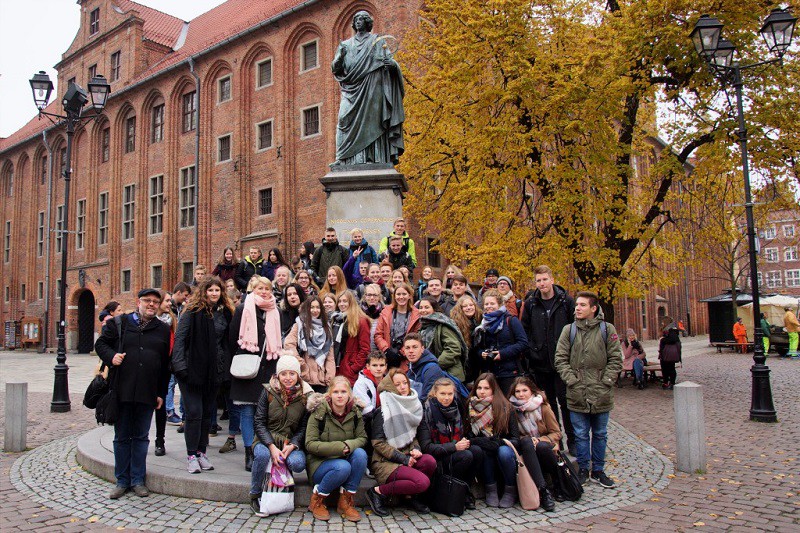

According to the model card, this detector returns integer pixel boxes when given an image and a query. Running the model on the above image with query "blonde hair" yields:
[442,264,464,285]
[428,377,456,398]
[247,275,272,292]
[338,291,370,337]
[326,376,353,396]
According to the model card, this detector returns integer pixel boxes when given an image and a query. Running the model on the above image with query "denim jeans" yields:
[249,442,306,495]
[113,402,155,488]
[227,400,241,436]
[570,411,610,473]
[632,358,644,382]
[480,444,517,485]
[312,448,368,495]
[165,375,178,414]
[238,404,256,447]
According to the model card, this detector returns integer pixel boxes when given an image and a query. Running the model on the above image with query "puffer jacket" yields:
[304,394,367,480]
[284,323,336,388]
[369,377,423,483]
[554,307,622,414]
[253,376,314,449]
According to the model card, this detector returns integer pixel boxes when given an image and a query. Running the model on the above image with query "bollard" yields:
[673,381,706,473]
[4,382,28,452]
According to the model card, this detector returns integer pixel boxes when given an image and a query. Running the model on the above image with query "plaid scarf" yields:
[379,388,423,450]
[469,396,494,437]
[509,395,543,438]
[280,383,302,407]
[425,398,462,444]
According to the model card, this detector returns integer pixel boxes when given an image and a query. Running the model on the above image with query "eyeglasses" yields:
[365,293,380,298]
[140,298,161,306]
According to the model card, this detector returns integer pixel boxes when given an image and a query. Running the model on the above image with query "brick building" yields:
[746,208,800,296]
[0,0,422,350]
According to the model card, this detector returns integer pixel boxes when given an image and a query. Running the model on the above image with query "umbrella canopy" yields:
[739,295,800,331]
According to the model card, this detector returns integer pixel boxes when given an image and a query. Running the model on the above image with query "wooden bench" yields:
[711,341,754,353]
[617,362,683,387]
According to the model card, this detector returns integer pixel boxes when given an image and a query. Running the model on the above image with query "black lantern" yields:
[759,8,797,57]
[29,71,54,110]
[710,38,735,70]
[690,14,724,57]
[87,75,111,112]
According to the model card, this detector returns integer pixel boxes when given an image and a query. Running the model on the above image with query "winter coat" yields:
[253,376,314,449]
[171,306,232,387]
[261,261,283,281]
[515,399,562,447]
[554,307,622,414]
[342,255,363,290]
[284,323,336,388]
[356,281,390,304]
[784,310,800,333]
[420,313,467,381]
[621,340,646,371]
[95,314,171,407]
[310,240,348,280]
[305,395,367,480]
[472,312,530,379]
[369,405,421,483]
[374,305,421,368]
[352,370,380,415]
[337,317,371,386]
[211,262,237,283]
[466,403,520,453]
[408,350,452,400]
[234,257,264,292]
[348,240,379,265]
[522,285,575,373]
[378,249,416,277]
[658,330,682,363]
[378,232,417,267]
[228,304,279,404]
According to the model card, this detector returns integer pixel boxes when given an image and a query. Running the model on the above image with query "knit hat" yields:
[497,276,513,289]
[626,328,635,336]
[486,268,500,277]
[276,355,302,376]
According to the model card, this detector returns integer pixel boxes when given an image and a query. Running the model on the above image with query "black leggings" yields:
[532,371,575,449]
[179,381,218,456]
[660,361,677,385]
[154,378,169,445]
[518,437,559,488]
[441,447,485,484]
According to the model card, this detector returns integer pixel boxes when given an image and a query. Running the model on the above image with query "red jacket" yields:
[338,317,371,386]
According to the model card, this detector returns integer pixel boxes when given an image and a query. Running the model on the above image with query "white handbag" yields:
[259,460,295,516]
[230,353,261,379]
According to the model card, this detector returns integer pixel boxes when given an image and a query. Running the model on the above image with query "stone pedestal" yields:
[4,382,28,452]
[673,381,707,473]
[320,164,408,246]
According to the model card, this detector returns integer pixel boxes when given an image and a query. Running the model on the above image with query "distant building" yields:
[747,208,800,297]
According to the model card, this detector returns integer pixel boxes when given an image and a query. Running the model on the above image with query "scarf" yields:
[479,309,506,335]
[360,300,383,319]
[297,316,332,367]
[469,396,494,437]
[509,395,543,438]
[379,388,423,450]
[238,292,282,359]
[425,398,463,444]
[280,383,303,407]
[328,397,354,424]
[420,312,468,357]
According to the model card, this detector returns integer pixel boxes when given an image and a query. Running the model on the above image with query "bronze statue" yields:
[332,11,404,166]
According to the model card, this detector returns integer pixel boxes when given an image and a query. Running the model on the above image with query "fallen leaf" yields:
[651,498,660,502]
[193,499,204,503]
[88,516,99,523]
[709,514,718,518]
[734,511,743,516]
[667,474,676,479]
[694,522,705,527]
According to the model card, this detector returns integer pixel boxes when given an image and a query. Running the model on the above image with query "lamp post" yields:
[29,71,111,413]
[690,8,796,423]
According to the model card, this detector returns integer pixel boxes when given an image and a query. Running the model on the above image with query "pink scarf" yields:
[238,292,282,359]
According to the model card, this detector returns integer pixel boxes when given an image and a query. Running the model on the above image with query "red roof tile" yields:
[0,102,61,153]
[115,0,185,49]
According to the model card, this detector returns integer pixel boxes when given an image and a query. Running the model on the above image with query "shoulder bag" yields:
[427,455,469,517]
[503,438,540,510]
[230,340,265,379]
[554,450,583,501]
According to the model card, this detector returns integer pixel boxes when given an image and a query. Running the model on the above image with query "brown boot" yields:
[309,492,330,521]
[337,490,362,522]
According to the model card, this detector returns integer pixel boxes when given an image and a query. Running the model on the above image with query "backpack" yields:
[569,321,608,346]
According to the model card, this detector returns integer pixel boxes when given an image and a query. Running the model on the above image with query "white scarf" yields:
[379,389,423,450]
[296,316,332,368]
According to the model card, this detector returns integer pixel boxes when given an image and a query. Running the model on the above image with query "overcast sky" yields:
[0,0,226,138]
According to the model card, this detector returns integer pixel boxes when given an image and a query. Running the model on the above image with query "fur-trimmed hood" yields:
[264,375,314,399]
[306,391,366,413]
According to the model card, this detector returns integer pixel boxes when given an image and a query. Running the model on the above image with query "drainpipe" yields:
[41,130,54,352]
[189,58,200,268]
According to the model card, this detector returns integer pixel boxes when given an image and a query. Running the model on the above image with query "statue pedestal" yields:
[320,164,408,248]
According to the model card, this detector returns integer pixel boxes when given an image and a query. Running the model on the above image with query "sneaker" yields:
[187,455,201,474]
[197,453,214,471]
[219,437,237,454]
[209,428,218,437]
[166,412,182,425]
[250,496,267,517]
[131,485,150,497]
[590,470,615,488]
[154,442,166,457]
[109,485,128,499]
[578,468,590,485]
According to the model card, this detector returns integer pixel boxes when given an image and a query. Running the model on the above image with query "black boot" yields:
[366,487,390,517]
[408,495,430,513]
[465,489,476,510]
[245,446,253,472]
[539,487,556,512]
[154,439,165,457]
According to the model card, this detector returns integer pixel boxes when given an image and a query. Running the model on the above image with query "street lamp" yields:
[29,71,111,413]
[690,8,796,423]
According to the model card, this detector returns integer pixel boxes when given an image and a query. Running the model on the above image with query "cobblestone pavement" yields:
[2,343,799,531]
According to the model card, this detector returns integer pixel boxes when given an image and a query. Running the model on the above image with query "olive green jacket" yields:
[304,394,367,480]
[554,308,622,414]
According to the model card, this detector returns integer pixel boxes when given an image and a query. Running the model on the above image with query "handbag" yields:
[554,450,583,501]
[503,439,540,510]
[231,339,266,379]
[95,316,124,425]
[427,457,469,517]
[259,460,294,516]
[83,362,110,409]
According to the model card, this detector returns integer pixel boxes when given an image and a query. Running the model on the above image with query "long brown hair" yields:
[298,296,331,341]
[319,266,347,300]
[218,246,239,265]
[507,376,549,406]
[450,295,483,348]
[469,372,512,435]
[185,276,235,315]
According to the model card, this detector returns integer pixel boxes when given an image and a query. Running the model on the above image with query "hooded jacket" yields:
[408,350,469,400]
[253,376,314,449]
[554,307,622,414]
[348,239,379,265]
[304,394,367,480]
[522,284,575,373]
[234,256,264,292]
[420,312,467,381]
[378,232,417,267]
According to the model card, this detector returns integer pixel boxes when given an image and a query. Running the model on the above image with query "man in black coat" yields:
[521,265,576,452]
[235,246,265,292]
[96,288,171,499]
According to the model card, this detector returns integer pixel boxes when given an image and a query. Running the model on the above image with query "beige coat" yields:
[284,323,336,387]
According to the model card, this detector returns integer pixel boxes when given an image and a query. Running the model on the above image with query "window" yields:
[125,116,136,153]
[122,184,135,240]
[766,271,782,288]
[38,281,44,300]
[152,265,163,288]
[110,51,121,82]
[182,91,197,132]
[218,76,231,102]
[765,247,779,262]
[180,166,196,228]
[4,287,8,303]
[301,41,318,71]
[641,300,647,328]
[88,64,97,81]
[784,225,795,238]
[55,205,65,253]
[786,270,800,287]
[68,77,76,87]
[764,226,777,239]
[258,188,273,215]
[257,120,273,150]
[101,127,110,162]
[302,105,320,137]
[37,212,45,256]
[756,272,763,288]
[56,278,62,296]
[182,262,194,283]
[151,104,164,143]
[4,221,10,262]
[40,155,47,184]
[59,147,67,178]
[426,237,441,268]
[20,284,26,301]
[4,168,12,197]
[98,192,109,245]
[218,134,231,162]
[257,59,273,88]
[121,269,131,292]
[785,247,798,262]
[75,199,86,250]
[149,175,164,235]
[89,8,100,35]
